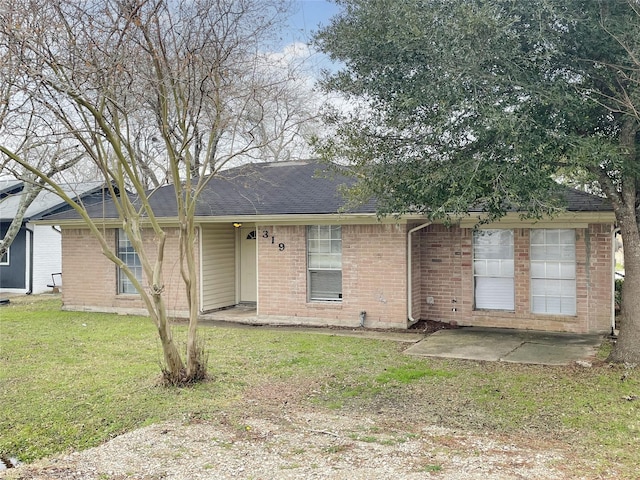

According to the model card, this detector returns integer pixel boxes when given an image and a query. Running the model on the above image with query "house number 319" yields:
[262,230,285,251]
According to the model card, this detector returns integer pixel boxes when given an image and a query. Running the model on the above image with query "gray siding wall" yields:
[0,223,26,290]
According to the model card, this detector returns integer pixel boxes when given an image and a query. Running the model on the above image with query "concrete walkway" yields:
[404,327,604,365]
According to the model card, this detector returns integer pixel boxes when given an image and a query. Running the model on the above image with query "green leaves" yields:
[314,0,639,220]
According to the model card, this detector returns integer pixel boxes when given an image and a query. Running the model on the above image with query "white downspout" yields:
[407,222,432,326]
[612,226,620,336]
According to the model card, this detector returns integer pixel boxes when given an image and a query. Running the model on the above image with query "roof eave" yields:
[457,210,616,228]
[34,210,615,229]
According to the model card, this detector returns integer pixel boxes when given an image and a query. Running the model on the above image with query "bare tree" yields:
[0,146,84,261]
[0,0,301,384]
[0,40,84,258]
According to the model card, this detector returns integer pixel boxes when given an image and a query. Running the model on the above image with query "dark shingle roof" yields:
[43,161,612,221]
[563,188,612,212]
[192,161,375,216]
[47,161,375,221]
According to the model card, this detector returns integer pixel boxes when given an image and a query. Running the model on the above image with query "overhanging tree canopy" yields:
[314,0,640,362]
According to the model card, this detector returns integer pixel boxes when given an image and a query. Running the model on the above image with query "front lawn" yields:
[0,296,639,476]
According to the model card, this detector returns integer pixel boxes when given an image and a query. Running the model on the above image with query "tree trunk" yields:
[609,215,640,364]
[607,116,640,364]
[152,231,187,383]
[182,219,206,382]
[156,307,186,380]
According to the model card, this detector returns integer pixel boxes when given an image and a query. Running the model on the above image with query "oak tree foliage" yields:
[315,0,640,362]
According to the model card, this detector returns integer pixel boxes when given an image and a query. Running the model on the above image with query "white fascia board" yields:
[33,213,406,228]
[194,213,409,226]
[39,210,614,229]
[456,211,615,229]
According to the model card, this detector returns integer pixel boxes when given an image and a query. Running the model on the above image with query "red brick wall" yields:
[61,221,612,333]
[62,228,116,309]
[61,227,195,317]
[409,223,424,321]
[257,224,408,328]
[418,224,613,333]
[585,224,614,332]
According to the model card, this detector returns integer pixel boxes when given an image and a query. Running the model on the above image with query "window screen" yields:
[307,225,342,301]
[117,229,142,294]
[530,229,576,315]
[473,229,514,310]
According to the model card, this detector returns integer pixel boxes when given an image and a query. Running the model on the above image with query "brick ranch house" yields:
[39,161,616,333]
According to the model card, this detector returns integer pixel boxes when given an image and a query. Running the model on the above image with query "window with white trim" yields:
[117,229,142,294]
[473,229,514,310]
[0,247,8,265]
[307,225,342,301]
[530,229,576,315]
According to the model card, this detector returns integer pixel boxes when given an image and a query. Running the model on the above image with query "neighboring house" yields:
[0,181,109,294]
[38,161,616,333]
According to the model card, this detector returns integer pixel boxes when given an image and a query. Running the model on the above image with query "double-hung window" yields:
[530,229,576,315]
[117,229,142,294]
[473,229,515,310]
[307,225,342,301]
[0,247,8,265]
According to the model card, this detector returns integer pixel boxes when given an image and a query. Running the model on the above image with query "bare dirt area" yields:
[2,378,603,480]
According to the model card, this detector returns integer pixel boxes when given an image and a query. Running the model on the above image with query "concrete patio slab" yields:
[501,343,596,365]
[405,327,604,365]
[404,329,524,361]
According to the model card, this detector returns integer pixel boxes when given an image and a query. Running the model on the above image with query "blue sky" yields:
[265,1,343,76]
[285,1,343,44]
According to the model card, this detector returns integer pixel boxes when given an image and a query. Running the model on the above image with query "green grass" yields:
[375,364,456,384]
[1,296,640,477]
[423,464,443,473]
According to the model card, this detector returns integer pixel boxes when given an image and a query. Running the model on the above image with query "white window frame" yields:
[530,229,576,315]
[117,229,142,295]
[0,247,9,266]
[473,229,515,311]
[307,225,342,302]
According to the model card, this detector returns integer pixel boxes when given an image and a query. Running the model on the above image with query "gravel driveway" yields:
[1,408,597,480]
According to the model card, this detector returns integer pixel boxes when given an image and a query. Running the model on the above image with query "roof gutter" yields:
[407,222,432,326]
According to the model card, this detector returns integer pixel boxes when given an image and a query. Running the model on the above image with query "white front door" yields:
[239,228,257,302]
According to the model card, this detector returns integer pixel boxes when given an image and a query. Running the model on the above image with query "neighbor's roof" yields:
[41,161,612,222]
[0,181,108,221]
[0,179,23,198]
